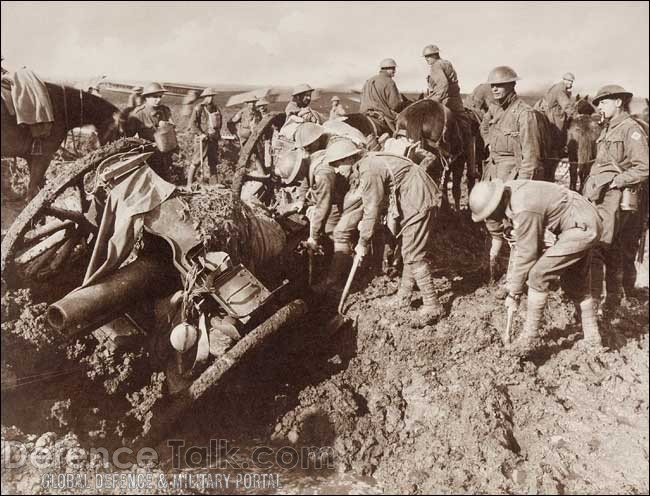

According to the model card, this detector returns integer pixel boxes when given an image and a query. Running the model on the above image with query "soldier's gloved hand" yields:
[505,293,520,312]
[354,243,369,260]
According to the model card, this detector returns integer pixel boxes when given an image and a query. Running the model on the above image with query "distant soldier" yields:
[286,84,321,123]
[583,85,649,315]
[231,95,260,144]
[536,72,576,151]
[187,87,222,186]
[256,97,270,118]
[360,58,402,134]
[469,179,604,355]
[127,85,144,108]
[480,66,545,281]
[422,44,476,182]
[329,96,346,120]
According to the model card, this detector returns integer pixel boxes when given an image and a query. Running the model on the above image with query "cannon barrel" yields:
[47,256,177,337]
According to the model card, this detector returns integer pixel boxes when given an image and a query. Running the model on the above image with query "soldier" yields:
[286,84,321,123]
[536,72,576,152]
[480,66,545,281]
[469,179,604,355]
[256,97,270,118]
[231,95,259,144]
[583,85,649,316]
[422,44,476,186]
[187,87,222,187]
[329,96,347,120]
[127,85,144,109]
[360,58,402,134]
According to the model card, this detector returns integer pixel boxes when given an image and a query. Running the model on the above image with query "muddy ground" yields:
[2,107,649,494]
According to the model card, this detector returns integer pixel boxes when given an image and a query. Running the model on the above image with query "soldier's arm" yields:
[190,106,204,134]
[612,125,649,188]
[310,171,336,241]
[428,66,449,102]
[357,169,386,246]
[507,210,544,295]
[386,80,402,113]
[518,110,544,180]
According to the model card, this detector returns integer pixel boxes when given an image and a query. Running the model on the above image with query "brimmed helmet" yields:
[469,180,506,222]
[422,45,440,57]
[142,82,167,97]
[379,58,397,69]
[592,84,633,105]
[292,84,314,96]
[325,138,361,164]
[294,123,325,149]
[486,66,520,84]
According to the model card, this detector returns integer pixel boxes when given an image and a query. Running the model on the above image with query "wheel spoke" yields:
[43,206,94,232]
[16,229,69,266]
[22,219,75,247]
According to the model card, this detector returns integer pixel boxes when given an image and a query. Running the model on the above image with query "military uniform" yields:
[128,103,173,142]
[583,112,649,306]
[426,58,464,113]
[481,92,544,181]
[537,81,573,147]
[285,101,320,123]
[487,180,602,298]
[232,106,259,143]
[360,72,402,130]
[189,100,222,178]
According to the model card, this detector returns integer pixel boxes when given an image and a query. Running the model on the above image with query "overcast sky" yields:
[2,1,648,97]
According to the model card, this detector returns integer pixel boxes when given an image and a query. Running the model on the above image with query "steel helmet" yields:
[422,44,440,57]
[200,87,218,98]
[255,97,270,107]
[325,138,361,164]
[380,58,397,69]
[142,82,167,97]
[331,95,340,102]
[294,123,325,148]
[292,84,314,96]
[486,66,520,84]
[469,179,506,222]
[243,93,258,103]
[592,84,633,105]
[274,149,306,184]
[562,72,576,82]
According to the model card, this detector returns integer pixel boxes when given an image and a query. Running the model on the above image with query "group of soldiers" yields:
[120,44,648,358]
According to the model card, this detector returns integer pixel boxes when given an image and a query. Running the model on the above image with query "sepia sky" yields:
[1,1,648,97]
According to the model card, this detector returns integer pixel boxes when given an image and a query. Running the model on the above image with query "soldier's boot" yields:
[577,296,603,348]
[511,288,547,356]
[313,248,352,296]
[488,237,504,284]
[603,268,623,317]
[386,265,416,309]
[412,262,445,326]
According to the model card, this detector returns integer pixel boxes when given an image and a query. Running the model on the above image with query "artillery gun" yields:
[1,137,310,446]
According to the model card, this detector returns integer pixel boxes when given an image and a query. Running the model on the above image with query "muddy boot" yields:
[578,296,603,348]
[412,262,445,325]
[511,288,547,356]
[313,250,352,296]
[602,268,623,318]
[386,265,415,309]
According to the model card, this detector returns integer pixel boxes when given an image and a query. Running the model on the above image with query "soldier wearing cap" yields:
[127,85,144,109]
[480,66,545,281]
[360,58,402,134]
[231,94,260,145]
[187,87,222,186]
[285,84,321,124]
[469,179,603,356]
[583,85,649,315]
[329,96,346,120]
[536,72,576,152]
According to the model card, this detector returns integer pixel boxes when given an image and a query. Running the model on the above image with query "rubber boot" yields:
[313,249,352,295]
[578,296,603,348]
[512,288,547,356]
[386,264,415,309]
[412,262,445,325]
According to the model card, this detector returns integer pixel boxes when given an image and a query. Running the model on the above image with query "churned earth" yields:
[2,100,649,494]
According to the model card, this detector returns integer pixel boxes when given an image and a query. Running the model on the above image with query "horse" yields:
[394,98,479,211]
[566,96,600,191]
[1,82,123,199]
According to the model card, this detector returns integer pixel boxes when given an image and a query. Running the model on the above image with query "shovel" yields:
[326,254,361,333]
[504,305,515,344]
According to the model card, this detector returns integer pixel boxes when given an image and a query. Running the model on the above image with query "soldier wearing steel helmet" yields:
[536,72,576,151]
[583,84,649,316]
[469,179,603,356]
[128,82,174,141]
[231,94,260,145]
[285,84,321,124]
[360,58,402,134]
[421,44,464,113]
[479,66,545,282]
[329,95,347,120]
[187,87,222,186]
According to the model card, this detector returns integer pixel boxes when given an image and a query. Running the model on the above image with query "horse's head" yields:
[574,95,595,116]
